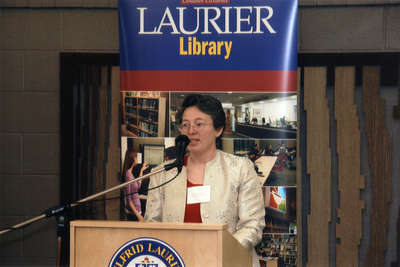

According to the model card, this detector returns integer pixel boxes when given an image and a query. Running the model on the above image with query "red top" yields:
[184,180,203,223]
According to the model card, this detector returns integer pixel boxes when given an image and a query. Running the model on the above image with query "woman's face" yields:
[131,153,138,167]
[180,106,223,155]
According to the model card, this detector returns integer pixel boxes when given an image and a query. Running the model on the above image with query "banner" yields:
[118,0,298,264]
[119,0,297,92]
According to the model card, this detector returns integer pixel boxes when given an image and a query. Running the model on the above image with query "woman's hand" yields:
[141,163,149,171]
[139,163,150,176]
[128,200,145,222]
[137,214,145,222]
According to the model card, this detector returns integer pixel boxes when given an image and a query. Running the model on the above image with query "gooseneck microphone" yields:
[164,135,190,173]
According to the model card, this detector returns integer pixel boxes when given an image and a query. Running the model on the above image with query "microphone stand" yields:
[0,135,189,267]
[0,164,174,267]
[0,166,170,236]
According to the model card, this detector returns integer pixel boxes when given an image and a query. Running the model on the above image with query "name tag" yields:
[187,185,211,204]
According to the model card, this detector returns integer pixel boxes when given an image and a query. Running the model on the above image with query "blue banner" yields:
[119,0,297,72]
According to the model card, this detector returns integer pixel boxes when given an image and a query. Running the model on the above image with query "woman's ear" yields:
[215,127,224,138]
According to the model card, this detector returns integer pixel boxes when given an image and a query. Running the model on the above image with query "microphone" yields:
[164,135,190,173]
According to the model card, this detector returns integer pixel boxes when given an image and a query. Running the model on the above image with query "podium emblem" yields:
[135,257,158,267]
[109,237,185,267]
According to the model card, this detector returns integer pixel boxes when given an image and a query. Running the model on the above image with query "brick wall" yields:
[0,6,118,266]
[299,6,400,52]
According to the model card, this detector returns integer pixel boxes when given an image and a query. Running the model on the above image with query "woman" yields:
[122,150,149,222]
[145,94,265,267]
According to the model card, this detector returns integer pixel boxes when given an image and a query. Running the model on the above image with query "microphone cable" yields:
[94,169,181,203]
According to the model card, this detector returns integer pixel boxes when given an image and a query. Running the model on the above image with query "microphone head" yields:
[175,135,190,173]
[163,135,189,172]
[175,134,190,147]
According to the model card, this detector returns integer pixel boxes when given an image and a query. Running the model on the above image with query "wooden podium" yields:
[70,220,251,267]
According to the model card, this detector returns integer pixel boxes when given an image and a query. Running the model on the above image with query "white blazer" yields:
[145,150,265,267]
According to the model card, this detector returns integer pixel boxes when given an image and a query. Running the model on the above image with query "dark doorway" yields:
[59,53,120,266]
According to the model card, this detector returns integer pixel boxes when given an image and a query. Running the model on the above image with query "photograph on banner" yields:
[170,92,297,139]
[256,233,297,267]
[223,138,296,186]
[262,186,296,234]
[257,139,296,187]
[120,137,174,221]
[120,91,170,138]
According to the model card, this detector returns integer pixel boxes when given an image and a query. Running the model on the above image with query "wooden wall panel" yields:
[105,67,122,220]
[304,67,331,267]
[297,67,303,267]
[89,67,99,203]
[392,207,400,267]
[301,65,396,266]
[334,67,365,267]
[391,77,400,267]
[394,91,400,119]
[94,66,108,219]
[363,66,392,267]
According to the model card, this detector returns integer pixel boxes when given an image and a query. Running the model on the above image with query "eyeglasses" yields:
[178,122,213,132]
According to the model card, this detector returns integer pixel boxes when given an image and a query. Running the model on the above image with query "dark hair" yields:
[132,164,142,178]
[122,150,137,180]
[178,94,226,138]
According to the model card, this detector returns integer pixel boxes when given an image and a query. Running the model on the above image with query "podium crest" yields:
[109,237,185,267]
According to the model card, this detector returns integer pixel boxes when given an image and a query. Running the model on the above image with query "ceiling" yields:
[170,92,296,107]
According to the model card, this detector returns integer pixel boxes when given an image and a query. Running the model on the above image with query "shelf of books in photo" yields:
[260,234,297,266]
[122,92,166,137]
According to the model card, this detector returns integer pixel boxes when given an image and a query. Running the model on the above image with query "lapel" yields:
[203,150,220,186]
[201,151,221,218]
